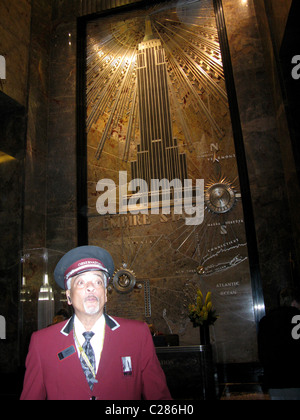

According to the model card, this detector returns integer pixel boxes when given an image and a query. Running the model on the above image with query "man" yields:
[21,246,171,400]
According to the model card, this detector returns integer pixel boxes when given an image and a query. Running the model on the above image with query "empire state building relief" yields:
[131,16,188,186]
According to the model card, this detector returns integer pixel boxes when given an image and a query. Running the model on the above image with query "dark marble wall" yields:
[222,0,299,309]
[46,13,78,251]
[263,0,292,49]
[0,95,26,373]
[23,0,52,250]
[0,0,52,373]
[0,0,31,107]
[258,0,300,275]
[0,0,31,374]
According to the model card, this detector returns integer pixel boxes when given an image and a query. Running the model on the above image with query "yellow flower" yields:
[197,289,203,299]
[206,301,212,311]
[205,292,211,305]
[188,289,219,327]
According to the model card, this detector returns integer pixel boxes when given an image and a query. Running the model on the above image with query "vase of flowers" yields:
[188,290,218,345]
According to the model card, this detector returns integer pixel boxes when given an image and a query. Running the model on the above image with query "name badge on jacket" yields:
[57,345,76,361]
[121,356,132,376]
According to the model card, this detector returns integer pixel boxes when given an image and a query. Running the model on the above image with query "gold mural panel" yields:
[86,0,257,362]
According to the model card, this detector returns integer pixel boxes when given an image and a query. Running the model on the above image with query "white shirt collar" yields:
[74,314,105,342]
[73,314,105,373]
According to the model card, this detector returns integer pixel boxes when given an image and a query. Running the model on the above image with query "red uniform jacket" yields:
[20,314,171,400]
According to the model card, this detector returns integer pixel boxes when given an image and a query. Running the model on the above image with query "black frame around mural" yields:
[76,0,265,325]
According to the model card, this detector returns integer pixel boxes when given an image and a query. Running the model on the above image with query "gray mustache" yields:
[84,295,99,302]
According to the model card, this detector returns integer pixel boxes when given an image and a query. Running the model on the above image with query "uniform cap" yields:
[54,246,114,289]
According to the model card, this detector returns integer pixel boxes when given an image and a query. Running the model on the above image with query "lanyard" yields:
[73,324,105,381]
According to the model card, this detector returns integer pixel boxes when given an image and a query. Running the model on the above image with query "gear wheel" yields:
[112,267,136,294]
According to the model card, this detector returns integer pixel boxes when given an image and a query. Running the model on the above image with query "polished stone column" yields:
[221,0,298,309]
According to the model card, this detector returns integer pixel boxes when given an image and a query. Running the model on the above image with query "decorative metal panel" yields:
[82,0,258,363]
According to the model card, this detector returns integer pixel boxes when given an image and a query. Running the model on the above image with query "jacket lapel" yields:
[104,313,120,331]
[95,314,120,384]
[60,315,75,336]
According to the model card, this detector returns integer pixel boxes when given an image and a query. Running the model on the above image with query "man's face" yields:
[66,271,107,317]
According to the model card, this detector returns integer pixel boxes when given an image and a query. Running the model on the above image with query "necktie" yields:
[80,331,97,390]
